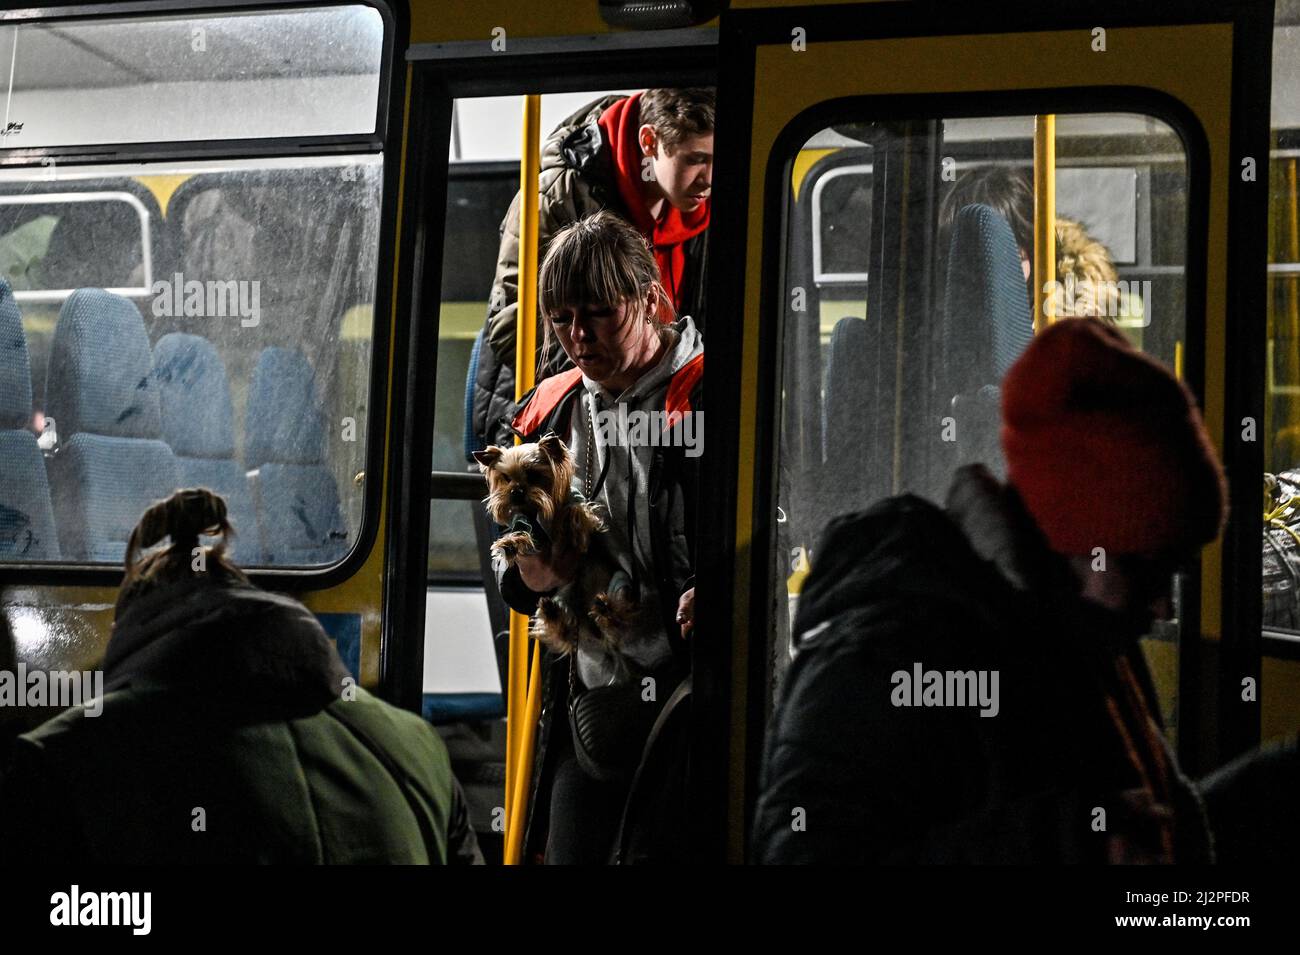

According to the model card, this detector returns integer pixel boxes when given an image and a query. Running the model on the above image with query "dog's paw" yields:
[589,591,638,652]
[567,502,607,552]
[495,530,537,563]
[533,597,579,655]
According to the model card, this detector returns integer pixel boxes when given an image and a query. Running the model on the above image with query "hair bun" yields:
[129,487,231,560]
[165,488,228,547]
[118,487,248,604]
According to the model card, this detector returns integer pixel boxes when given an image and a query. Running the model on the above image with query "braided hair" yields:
[118,487,248,611]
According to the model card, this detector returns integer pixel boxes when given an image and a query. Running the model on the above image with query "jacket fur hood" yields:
[1055,217,1120,319]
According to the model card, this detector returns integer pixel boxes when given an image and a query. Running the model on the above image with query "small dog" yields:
[474,433,639,664]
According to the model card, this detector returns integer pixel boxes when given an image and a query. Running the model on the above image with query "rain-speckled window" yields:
[0,5,384,148]
[770,112,1189,738]
[0,5,387,569]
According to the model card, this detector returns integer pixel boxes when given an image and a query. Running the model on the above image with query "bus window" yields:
[0,180,165,420]
[772,111,1189,732]
[0,156,383,568]
[161,159,383,557]
[428,159,516,581]
[0,4,388,570]
[0,5,384,148]
[0,192,153,298]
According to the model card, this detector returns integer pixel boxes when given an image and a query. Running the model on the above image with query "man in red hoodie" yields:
[470,88,714,451]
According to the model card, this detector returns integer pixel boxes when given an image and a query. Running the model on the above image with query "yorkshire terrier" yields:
[474,432,639,664]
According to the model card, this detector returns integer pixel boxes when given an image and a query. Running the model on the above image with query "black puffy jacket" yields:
[752,466,1212,864]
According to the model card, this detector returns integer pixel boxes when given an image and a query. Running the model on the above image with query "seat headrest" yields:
[244,347,327,470]
[45,289,162,440]
[153,333,236,459]
[822,314,870,443]
[944,203,1034,393]
[0,278,32,429]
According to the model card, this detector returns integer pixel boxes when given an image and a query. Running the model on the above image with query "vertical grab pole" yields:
[505,94,543,865]
[1286,159,1298,377]
[506,639,544,864]
[1033,114,1057,333]
[1282,157,1300,474]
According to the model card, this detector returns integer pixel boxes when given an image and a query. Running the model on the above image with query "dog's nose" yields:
[510,487,526,504]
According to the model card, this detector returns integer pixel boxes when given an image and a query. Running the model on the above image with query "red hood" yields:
[598,92,710,250]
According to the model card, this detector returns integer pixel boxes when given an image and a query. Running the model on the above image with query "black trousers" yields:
[544,718,631,865]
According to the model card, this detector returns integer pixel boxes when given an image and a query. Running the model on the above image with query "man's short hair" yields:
[640,87,716,151]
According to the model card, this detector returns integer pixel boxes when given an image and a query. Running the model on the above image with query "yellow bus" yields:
[0,0,1295,865]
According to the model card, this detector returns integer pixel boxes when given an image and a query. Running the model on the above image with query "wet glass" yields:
[770,111,1188,735]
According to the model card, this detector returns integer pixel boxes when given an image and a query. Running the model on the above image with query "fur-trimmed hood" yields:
[1055,217,1120,319]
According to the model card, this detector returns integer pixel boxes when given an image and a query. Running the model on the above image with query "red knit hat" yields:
[1000,319,1227,558]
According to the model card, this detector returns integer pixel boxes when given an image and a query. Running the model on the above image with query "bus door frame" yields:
[709,0,1274,863]
[383,35,718,723]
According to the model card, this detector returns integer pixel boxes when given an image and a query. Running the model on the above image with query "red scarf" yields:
[1103,655,1176,862]
[598,92,710,319]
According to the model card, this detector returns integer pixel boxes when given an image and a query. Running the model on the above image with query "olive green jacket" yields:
[1,579,478,864]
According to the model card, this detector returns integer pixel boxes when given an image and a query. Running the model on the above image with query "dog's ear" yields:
[473,446,503,470]
[538,432,568,463]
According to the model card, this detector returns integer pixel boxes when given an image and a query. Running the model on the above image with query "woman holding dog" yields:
[495,210,703,864]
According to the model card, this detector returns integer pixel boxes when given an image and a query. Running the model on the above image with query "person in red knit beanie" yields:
[1002,318,1228,622]
[754,317,1226,865]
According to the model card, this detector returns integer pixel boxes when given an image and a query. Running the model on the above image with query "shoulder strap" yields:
[511,367,585,439]
[663,352,704,430]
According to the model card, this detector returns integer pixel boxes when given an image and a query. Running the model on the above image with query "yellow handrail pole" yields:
[504,93,542,864]
[1286,159,1298,370]
[1032,114,1057,333]
[505,645,544,865]
[1285,158,1300,468]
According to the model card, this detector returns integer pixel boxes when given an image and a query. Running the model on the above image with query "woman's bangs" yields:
[542,239,636,316]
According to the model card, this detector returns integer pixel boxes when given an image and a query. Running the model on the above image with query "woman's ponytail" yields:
[119,488,247,610]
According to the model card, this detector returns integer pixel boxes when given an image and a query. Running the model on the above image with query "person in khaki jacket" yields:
[469,88,714,452]
[0,489,482,864]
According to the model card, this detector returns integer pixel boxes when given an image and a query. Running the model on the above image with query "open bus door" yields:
[704,0,1274,863]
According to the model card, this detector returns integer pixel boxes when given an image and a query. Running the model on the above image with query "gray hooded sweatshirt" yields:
[565,315,702,688]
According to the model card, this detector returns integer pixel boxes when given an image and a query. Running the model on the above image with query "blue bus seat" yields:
[0,279,59,559]
[244,347,347,565]
[821,315,874,515]
[942,204,1034,478]
[944,203,1034,388]
[463,324,485,462]
[153,333,261,564]
[45,289,180,562]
